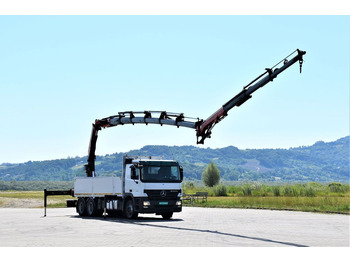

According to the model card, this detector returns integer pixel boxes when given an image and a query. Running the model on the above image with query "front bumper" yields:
[135,198,182,213]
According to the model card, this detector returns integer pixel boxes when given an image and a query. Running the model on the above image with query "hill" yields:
[0,136,349,182]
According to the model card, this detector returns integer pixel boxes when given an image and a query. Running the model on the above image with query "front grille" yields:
[144,190,180,200]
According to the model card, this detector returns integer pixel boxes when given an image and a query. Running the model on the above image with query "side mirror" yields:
[179,166,183,181]
[130,165,139,180]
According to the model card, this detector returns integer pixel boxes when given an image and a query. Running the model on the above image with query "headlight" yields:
[143,201,151,207]
[176,200,182,206]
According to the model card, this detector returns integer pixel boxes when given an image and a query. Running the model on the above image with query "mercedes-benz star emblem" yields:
[160,190,167,197]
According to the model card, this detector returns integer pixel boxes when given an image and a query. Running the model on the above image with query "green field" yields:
[190,196,349,214]
[182,182,350,214]
[0,191,75,208]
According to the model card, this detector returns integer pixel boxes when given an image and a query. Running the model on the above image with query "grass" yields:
[183,182,350,214]
[0,191,75,208]
[0,191,45,199]
[194,196,350,213]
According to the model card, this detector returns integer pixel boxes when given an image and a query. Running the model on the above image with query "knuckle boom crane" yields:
[44,49,306,219]
[85,49,306,177]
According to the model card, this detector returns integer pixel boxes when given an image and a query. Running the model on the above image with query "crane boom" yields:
[196,49,306,143]
[84,49,306,177]
[84,111,200,177]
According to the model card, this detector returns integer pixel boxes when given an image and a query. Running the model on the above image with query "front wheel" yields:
[161,212,173,220]
[123,199,138,219]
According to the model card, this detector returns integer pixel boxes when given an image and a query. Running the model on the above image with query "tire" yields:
[123,199,138,219]
[86,198,96,216]
[77,198,87,216]
[161,212,173,220]
[94,198,104,217]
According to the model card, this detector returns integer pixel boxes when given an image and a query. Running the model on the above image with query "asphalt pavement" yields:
[0,207,348,247]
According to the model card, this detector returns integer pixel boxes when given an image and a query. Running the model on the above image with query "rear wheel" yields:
[123,199,138,219]
[86,198,96,216]
[77,198,87,216]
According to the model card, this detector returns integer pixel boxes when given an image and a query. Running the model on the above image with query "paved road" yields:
[0,207,348,247]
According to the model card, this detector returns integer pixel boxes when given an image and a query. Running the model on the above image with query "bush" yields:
[273,186,281,196]
[227,186,236,194]
[328,182,344,193]
[283,185,300,196]
[183,181,195,190]
[302,186,316,197]
[213,184,227,196]
[242,184,252,196]
[202,161,220,187]
[283,186,293,196]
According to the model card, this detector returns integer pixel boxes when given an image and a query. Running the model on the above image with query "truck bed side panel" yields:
[74,177,122,197]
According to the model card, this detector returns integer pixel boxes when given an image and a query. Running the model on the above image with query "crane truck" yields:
[44,49,306,219]
[74,155,183,219]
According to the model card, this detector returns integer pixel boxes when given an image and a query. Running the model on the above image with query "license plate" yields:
[159,202,168,205]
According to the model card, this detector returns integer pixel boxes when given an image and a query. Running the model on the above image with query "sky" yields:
[0,14,349,163]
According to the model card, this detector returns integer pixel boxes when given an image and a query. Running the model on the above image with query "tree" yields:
[202,161,220,187]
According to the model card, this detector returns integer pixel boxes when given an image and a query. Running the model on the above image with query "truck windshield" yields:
[140,161,181,183]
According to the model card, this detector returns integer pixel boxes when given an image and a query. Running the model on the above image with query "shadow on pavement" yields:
[69,214,308,247]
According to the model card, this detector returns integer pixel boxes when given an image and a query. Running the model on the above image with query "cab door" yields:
[124,165,142,197]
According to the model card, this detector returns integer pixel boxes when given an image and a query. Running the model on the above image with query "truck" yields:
[74,155,183,219]
[44,49,306,219]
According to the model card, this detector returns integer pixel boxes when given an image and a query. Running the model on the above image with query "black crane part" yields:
[43,189,74,217]
[84,49,306,177]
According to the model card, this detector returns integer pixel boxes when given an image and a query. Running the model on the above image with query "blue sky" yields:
[0,15,349,163]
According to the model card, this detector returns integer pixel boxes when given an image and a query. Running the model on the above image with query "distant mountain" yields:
[0,136,349,182]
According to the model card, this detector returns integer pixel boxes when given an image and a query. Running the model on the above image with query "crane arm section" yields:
[84,111,200,176]
[84,49,306,177]
[195,49,306,144]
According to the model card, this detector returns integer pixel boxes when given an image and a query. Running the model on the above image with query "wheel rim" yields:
[87,201,92,214]
[87,199,94,216]
[78,199,85,215]
[126,201,133,218]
